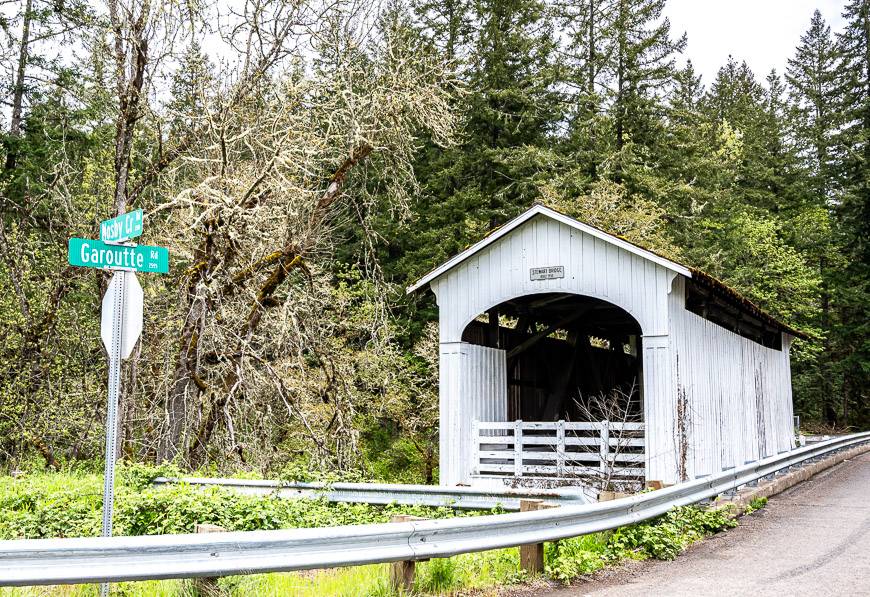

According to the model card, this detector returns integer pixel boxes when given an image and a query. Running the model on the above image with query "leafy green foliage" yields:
[546,506,737,582]
[0,469,480,541]
[608,506,737,561]
[545,532,612,582]
[744,496,768,514]
[0,469,747,594]
[1,0,868,489]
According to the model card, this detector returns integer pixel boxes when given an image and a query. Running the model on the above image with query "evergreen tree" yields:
[559,0,617,179]
[785,12,842,424]
[703,58,795,213]
[787,10,840,207]
[392,0,561,284]
[830,0,870,427]
[656,61,716,232]
[610,0,686,154]
[413,0,475,61]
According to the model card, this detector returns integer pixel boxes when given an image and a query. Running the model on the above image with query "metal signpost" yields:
[67,211,167,596]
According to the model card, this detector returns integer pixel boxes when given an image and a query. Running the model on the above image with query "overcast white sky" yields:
[663,0,848,86]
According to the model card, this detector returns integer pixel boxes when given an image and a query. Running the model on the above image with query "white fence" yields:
[471,420,645,480]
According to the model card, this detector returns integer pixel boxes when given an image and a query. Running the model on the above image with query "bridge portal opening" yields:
[462,293,643,421]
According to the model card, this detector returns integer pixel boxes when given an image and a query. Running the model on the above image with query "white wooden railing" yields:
[471,420,645,480]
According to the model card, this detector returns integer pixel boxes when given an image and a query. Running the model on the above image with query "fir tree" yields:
[830,0,870,426]
[393,0,561,283]
[610,0,686,153]
[559,0,617,179]
[787,10,840,207]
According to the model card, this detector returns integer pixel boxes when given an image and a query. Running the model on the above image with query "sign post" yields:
[101,271,125,550]
[68,211,166,597]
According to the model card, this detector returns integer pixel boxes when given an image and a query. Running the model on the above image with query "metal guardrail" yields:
[1,432,868,586]
[151,477,593,510]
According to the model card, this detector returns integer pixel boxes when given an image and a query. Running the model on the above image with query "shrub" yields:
[608,506,737,561]
[546,505,738,583]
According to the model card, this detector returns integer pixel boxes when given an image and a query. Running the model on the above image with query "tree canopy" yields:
[0,0,866,479]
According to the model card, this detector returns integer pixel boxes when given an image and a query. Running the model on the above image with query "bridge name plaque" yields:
[530,265,565,281]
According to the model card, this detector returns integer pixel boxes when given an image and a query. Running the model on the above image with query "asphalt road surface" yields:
[540,451,870,597]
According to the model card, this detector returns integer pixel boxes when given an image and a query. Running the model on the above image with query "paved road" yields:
[541,452,870,597]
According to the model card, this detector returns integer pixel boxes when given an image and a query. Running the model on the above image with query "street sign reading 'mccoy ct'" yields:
[68,238,169,273]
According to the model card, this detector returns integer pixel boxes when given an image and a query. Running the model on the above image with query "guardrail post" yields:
[390,515,428,592]
[194,523,226,596]
[519,499,558,574]
[514,420,523,477]
[556,420,565,477]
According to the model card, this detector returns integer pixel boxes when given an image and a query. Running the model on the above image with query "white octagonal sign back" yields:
[101,272,144,359]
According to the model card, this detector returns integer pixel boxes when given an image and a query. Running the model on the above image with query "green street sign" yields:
[100,209,143,243]
[68,238,169,273]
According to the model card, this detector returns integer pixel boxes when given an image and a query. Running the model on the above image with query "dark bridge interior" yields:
[462,293,643,421]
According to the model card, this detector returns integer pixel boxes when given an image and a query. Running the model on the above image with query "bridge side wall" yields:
[668,276,796,481]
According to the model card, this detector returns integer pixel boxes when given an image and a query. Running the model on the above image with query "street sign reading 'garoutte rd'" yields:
[100,208,143,243]
[68,238,169,273]
[67,210,168,597]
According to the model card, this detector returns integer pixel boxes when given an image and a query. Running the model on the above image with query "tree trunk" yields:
[5,0,33,171]
[587,0,598,179]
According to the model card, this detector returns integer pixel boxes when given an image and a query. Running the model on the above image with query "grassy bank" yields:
[0,466,741,595]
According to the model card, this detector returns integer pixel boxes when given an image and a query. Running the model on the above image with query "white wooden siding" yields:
[439,343,507,485]
[430,215,676,342]
[667,277,795,481]
[427,212,796,487]
[432,215,678,486]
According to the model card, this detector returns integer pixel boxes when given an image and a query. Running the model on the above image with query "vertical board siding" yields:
[644,334,675,483]
[432,216,676,485]
[430,215,795,487]
[668,277,795,482]
[439,342,507,485]
[432,216,673,343]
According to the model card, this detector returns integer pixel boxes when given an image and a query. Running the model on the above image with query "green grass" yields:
[0,466,482,541]
[0,466,741,595]
[0,555,523,597]
[744,496,768,514]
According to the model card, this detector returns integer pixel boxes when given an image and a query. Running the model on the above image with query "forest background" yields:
[0,0,867,484]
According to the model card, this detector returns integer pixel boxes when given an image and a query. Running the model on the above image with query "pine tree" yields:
[656,61,716,225]
[787,10,840,207]
[610,0,686,154]
[785,11,843,424]
[830,0,870,427]
[392,0,561,284]
[558,0,617,179]
[703,58,797,213]
[413,0,474,61]
[837,0,870,253]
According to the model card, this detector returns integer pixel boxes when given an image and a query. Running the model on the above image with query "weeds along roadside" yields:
[0,464,754,595]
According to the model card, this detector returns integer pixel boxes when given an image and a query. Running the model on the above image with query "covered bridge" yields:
[408,205,802,490]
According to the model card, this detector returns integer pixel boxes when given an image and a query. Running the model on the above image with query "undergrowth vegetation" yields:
[0,464,474,541]
[545,505,737,581]
[0,466,740,595]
